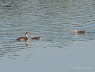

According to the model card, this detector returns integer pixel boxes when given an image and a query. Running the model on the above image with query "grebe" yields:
[31,33,42,40]
[16,32,30,41]
[32,36,42,40]
[73,30,86,34]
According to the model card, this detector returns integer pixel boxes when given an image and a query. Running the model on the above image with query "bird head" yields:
[25,32,30,35]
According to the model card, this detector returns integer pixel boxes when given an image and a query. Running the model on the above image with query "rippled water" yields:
[0,0,95,72]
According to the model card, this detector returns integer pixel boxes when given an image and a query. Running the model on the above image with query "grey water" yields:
[0,0,95,72]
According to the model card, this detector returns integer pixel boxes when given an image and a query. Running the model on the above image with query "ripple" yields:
[0,0,95,63]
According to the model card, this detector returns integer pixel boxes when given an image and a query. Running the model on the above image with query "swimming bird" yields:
[31,33,42,40]
[73,30,86,34]
[16,32,30,41]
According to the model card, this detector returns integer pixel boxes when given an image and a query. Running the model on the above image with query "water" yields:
[0,0,95,72]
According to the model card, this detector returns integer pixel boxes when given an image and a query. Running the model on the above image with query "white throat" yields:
[26,34,29,40]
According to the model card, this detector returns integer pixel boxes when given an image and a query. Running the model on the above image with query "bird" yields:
[30,33,42,40]
[32,36,42,40]
[16,32,30,41]
[73,30,86,34]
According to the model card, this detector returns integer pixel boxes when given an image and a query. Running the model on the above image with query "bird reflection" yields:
[25,40,31,47]
[16,32,31,47]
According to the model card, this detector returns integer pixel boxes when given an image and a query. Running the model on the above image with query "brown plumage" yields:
[31,36,42,40]
[16,37,28,41]
[73,30,86,34]
[16,32,29,41]
[31,33,42,40]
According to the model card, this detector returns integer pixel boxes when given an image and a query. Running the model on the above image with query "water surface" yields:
[0,0,95,72]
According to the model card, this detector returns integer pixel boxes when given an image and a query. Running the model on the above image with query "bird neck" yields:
[26,34,29,40]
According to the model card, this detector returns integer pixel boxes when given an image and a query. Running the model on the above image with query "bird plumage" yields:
[73,30,86,34]
[16,32,29,41]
